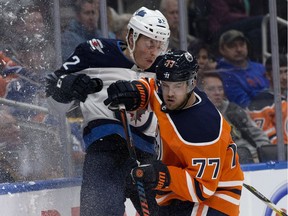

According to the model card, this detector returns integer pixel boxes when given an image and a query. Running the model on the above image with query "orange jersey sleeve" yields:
[0,75,18,97]
[248,100,288,144]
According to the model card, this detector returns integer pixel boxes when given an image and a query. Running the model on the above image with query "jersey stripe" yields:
[203,185,215,196]
[196,203,204,216]
[186,170,198,202]
[191,203,209,216]
[194,179,206,201]
[201,205,209,215]
[214,193,241,205]
[218,180,243,187]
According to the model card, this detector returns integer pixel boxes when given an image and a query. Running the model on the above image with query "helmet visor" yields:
[159,80,193,96]
[141,36,168,55]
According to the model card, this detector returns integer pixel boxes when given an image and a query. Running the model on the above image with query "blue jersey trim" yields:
[83,124,155,154]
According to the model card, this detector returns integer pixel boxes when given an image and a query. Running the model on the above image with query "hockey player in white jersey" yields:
[45,7,170,216]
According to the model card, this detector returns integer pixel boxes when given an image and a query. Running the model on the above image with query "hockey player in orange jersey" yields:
[105,50,244,215]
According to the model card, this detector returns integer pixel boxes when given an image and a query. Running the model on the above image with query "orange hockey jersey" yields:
[248,91,287,145]
[140,78,244,216]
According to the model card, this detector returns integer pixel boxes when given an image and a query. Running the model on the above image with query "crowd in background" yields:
[0,0,287,183]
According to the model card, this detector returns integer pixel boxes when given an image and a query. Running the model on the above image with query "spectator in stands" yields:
[61,0,102,61]
[113,13,132,41]
[187,0,211,42]
[207,0,264,61]
[216,29,269,108]
[248,92,288,146]
[3,5,56,121]
[201,72,271,163]
[106,6,117,39]
[0,48,58,128]
[0,51,17,73]
[0,51,35,104]
[1,47,59,120]
[1,39,69,180]
[265,54,287,99]
[16,38,54,73]
[67,115,86,177]
[0,2,15,50]
[188,40,216,85]
[0,68,43,119]
[0,1,108,182]
[12,5,55,71]
[160,0,199,50]
[247,55,288,145]
[0,108,22,182]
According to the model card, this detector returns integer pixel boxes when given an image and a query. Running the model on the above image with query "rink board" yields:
[0,162,287,216]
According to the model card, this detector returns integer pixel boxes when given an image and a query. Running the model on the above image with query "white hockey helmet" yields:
[128,7,170,42]
[126,7,170,54]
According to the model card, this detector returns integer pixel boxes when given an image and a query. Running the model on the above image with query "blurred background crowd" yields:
[0,0,287,183]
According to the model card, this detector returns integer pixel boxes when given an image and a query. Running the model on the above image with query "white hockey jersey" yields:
[47,38,161,153]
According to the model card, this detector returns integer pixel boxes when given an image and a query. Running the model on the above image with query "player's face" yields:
[203,77,225,108]
[133,35,166,70]
[161,81,189,110]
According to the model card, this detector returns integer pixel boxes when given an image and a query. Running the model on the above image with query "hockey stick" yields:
[243,183,287,216]
[118,104,150,216]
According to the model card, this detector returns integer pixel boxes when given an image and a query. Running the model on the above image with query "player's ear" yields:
[192,77,197,88]
[127,32,134,47]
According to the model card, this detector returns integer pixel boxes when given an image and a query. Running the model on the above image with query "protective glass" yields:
[204,86,224,93]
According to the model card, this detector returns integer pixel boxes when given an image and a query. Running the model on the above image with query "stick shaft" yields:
[119,104,137,161]
[243,183,287,216]
[118,104,150,216]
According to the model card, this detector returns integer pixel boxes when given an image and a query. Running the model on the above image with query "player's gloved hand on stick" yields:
[46,73,103,103]
[104,80,149,111]
[131,160,170,190]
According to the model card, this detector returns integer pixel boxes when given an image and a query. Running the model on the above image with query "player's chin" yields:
[165,102,177,110]
[146,58,155,64]
[141,61,154,70]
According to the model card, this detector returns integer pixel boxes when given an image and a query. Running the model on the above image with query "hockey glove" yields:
[131,160,170,190]
[104,80,148,111]
[46,73,103,103]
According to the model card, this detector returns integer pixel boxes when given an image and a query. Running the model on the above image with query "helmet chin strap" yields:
[126,32,139,65]
[161,91,193,113]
